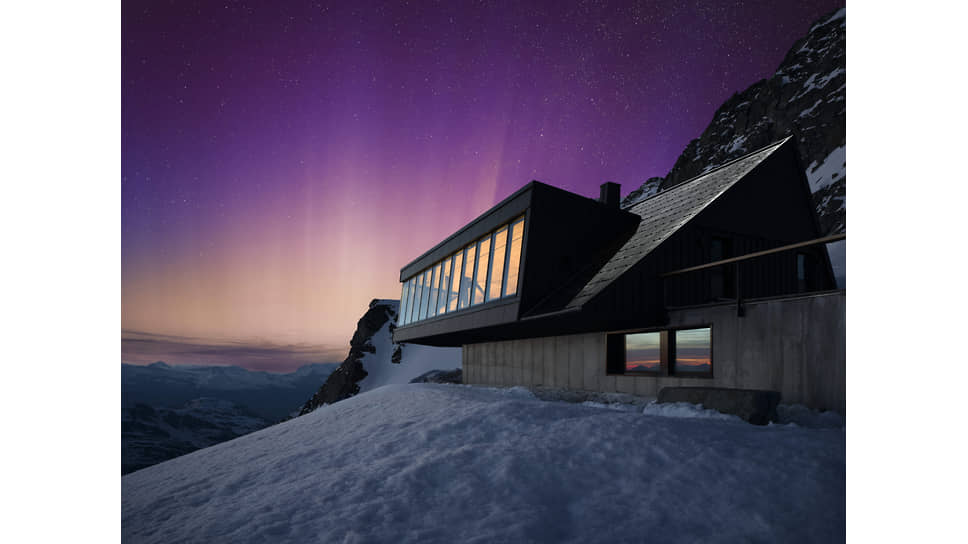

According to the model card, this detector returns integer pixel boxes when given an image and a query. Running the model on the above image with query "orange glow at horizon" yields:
[122,165,509,349]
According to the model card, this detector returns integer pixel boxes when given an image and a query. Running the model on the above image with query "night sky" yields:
[122,0,844,371]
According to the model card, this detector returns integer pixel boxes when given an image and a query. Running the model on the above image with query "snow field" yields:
[123,383,844,544]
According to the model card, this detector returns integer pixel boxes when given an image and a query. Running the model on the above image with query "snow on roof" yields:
[565,138,790,310]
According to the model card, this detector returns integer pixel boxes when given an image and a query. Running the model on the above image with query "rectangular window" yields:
[405,277,417,324]
[607,326,711,378]
[399,280,411,326]
[421,269,433,320]
[504,216,525,297]
[427,264,440,318]
[414,271,426,321]
[673,327,712,376]
[437,257,451,315]
[488,226,508,301]
[624,332,663,373]
[399,216,526,322]
[459,244,476,309]
[449,250,463,312]
[472,235,491,305]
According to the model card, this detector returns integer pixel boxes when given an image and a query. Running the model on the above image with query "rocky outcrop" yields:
[298,300,397,414]
[622,7,846,235]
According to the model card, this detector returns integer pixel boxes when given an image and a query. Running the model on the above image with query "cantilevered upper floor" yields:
[393,180,639,344]
[393,137,837,347]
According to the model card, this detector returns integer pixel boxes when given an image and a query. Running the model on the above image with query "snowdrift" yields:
[122,384,844,543]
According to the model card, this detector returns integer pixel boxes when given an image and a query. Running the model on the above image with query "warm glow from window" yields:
[472,235,491,305]
[449,250,463,312]
[488,227,507,301]
[504,217,524,296]
[400,215,526,325]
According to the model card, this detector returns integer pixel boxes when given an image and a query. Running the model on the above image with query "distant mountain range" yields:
[622,8,845,237]
[122,362,338,474]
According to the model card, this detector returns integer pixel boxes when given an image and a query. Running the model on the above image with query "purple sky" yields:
[122,0,843,371]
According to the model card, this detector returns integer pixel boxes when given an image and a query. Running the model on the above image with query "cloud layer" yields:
[121,330,345,373]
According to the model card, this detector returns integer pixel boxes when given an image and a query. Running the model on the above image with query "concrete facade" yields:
[463,291,845,413]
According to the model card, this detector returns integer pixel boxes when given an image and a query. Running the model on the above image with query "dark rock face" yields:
[622,8,846,235]
[657,386,781,425]
[409,368,463,384]
[299,299,397,414]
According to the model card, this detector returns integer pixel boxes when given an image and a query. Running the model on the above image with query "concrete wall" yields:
[463,291,845,413]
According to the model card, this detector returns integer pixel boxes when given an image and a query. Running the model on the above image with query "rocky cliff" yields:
[623,7,846,235]
[298,299,462,414]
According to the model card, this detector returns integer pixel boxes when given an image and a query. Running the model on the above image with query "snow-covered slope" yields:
[357,317,462,392]
[122,384,845,543]
[299,299,460,412]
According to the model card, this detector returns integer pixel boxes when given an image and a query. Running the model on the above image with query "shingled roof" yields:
[564,137,791,310]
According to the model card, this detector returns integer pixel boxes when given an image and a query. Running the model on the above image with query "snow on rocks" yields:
[123,383,845,543]
[806,145,846,192]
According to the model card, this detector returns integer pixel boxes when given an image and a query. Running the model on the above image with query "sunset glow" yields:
[674,328,712,373]
[626,332,661,373]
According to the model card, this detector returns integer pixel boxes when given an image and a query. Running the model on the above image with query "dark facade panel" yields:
[516,183,639,317]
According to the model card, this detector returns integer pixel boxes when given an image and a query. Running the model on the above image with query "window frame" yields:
[605,324,714,379]
[397,214,527,326]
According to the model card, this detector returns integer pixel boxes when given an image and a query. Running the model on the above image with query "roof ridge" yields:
[626,136,792,209]
[563,136,791,311]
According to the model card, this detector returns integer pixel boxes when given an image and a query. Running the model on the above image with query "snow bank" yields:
[123,384,845,543]
[641,400,744,421]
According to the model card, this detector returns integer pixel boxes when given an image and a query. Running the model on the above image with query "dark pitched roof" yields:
[564,137,791,310]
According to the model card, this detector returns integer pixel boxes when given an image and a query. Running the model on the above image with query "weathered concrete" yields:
[462,291,845,414]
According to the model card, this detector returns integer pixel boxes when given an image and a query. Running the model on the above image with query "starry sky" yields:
[122,0,843,372]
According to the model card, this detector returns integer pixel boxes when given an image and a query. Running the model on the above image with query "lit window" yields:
[459,243,476,309]
[504,216,525,296]
[472,235,491,305]
[437,257,451,315]
[427,264,440,318]
[449,250,463,312]
[624,332,662,373]
[488,226,508,301]
[417,271,429,321]
[673,328,711,376]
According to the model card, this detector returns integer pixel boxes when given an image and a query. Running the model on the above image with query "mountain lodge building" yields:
[392,137,845,413]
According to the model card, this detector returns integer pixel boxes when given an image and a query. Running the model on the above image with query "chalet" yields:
[392,137,845,413]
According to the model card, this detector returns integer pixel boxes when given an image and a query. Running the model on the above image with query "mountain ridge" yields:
[622,7,845,236]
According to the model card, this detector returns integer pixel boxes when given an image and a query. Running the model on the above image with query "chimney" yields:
[599,182,621,209]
